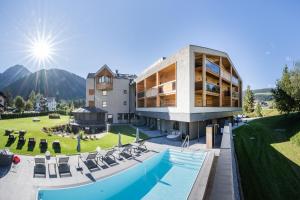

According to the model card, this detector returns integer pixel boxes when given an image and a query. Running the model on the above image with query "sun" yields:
[32,40,52,61]
[29,37,55,66]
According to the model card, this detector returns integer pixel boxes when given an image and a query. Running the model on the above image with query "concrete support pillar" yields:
[202,54,207,106]
[206,125,213,149]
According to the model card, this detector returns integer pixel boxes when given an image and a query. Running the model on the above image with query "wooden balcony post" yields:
[219,57,222,107]
[136,82,138,108]
[202,54,207,106]
[144,80,147,107]
[156,72,160,107]
[230,65,233,107]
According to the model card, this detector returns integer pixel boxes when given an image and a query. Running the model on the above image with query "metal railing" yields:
[181,135,190,151]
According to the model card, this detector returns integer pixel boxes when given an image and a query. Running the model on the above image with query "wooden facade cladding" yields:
[88,100,95,107]
[194,52,242,108]
[95,67,113,90]
[136,63,177,108]
[89,89,95,95]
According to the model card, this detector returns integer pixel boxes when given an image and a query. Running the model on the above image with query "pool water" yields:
[38,149,207,200]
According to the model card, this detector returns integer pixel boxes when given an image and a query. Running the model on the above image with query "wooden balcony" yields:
[96,83,113,90]
[232,91,239,99]
[145,88,158,98]
[221,69,231,82]
[158,80,176,95]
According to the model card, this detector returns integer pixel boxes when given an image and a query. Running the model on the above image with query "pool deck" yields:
[0,136,213,200]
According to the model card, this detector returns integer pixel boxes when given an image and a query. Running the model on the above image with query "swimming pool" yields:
[38,149,207,200]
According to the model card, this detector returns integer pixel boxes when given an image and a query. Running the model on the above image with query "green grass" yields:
[245,108,280,118]
[0,116,147,156]
[234,113,300,200]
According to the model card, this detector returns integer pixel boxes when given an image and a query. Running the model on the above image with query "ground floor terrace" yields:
[0,116,242,200]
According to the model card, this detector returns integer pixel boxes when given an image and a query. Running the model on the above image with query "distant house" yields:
[36,97,57,112]
[0,92,6,112]
[46,97,57,111]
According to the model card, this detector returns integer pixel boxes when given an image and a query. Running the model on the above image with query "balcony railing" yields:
[206,83,220,93]
[145,88,158,97]
[96,83,113,90]
[137,91,145,98]
[159,81,176,94]
[232,91,239,99]
[195,81,203,91]
[221,70,231,82]
[206,59,220,75]
[223,90,231,96]
[232,76,239,85]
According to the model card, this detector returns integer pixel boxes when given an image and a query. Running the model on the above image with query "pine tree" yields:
[243,85,255,113]
[14,96,25,112]
[272,66,296,114]
[255,103,263,117]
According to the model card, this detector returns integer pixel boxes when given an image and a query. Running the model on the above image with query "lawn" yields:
[0,116,147,156]
[234,113,300,200]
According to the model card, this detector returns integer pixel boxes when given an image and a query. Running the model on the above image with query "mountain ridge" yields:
[1,66,86,100]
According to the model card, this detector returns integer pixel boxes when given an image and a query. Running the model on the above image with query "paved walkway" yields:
[0,137,211,200]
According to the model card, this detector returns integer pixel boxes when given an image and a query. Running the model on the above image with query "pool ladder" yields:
[181,135,189,151]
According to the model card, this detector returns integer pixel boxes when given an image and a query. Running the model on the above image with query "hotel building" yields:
[84,45,242,138]
[135,45,242,139]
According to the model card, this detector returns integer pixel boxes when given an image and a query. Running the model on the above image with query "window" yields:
[124,113,129,120]
[102,101,107,107]
[102,90,107,96]
[123,90,127,94]
[99,76,112,83]
[123,101,127,106]
[118,113,123,120]
[88,101,95,107]
[89,89,95,95]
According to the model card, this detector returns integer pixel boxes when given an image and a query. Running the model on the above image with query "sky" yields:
[0,0,299,89]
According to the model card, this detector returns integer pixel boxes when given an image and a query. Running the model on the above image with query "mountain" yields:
[2,68,85,100]
[243,88,274,102]
[0,65,31,90]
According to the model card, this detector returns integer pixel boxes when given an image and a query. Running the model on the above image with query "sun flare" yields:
[31,40,52,60]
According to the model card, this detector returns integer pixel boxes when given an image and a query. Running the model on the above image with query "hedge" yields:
[0,110,71,120]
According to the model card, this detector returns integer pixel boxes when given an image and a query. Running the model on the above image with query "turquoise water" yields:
[38,149,207,200]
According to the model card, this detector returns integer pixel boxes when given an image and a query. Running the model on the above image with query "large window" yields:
[123,101,127,106]
[123,90,127,94]
[102,101,107,107]
[102,90,107,96]
[118,113,123,120]
[99,76,112,83]
[206,59,220,75]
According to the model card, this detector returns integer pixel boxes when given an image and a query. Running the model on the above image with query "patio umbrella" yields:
[135,128,140,142]
[118,132,122,148]
[77,134,81,152]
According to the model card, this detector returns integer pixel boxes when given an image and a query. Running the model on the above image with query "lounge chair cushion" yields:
[34,164,46,175]
[58,163,71,175]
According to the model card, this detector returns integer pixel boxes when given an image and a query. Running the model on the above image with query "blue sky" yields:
[0,0,299,89]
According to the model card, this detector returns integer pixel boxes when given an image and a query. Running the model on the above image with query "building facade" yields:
[46,97,57,111]
[0,92,6,113]
[135,45,242,139]
[86,65,136,124]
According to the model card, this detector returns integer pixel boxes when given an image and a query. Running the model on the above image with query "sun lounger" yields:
[34,157,46,178]
[119,145,133,159]
[81,152,100,171]
[101,149,117,166]
[39,139,48,149]
[132,140,147,152]
[56,156,71,177]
